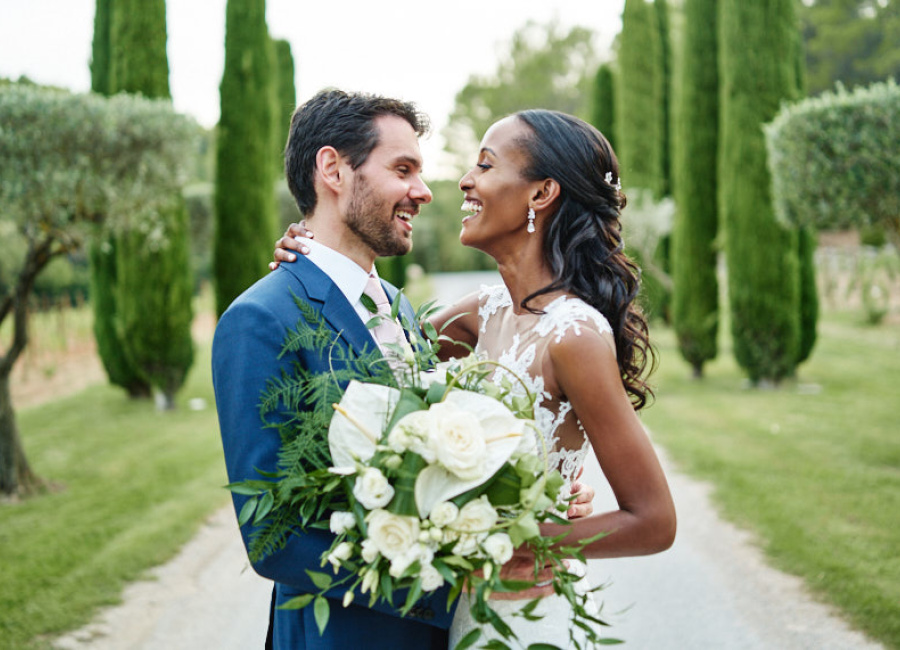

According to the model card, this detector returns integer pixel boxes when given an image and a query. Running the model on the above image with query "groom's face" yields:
[342,115,431,258]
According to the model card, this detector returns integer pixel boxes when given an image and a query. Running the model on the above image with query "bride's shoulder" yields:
[538,295,613,344]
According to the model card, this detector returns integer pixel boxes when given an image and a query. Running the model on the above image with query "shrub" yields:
[766,79,900,250]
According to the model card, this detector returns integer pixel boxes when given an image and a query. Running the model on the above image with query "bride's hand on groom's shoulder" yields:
[269,222,313,270]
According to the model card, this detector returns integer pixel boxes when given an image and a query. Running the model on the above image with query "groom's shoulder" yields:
[220,261,324,325]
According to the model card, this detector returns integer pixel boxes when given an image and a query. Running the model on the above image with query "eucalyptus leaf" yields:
[237,497,258,527]
[277,593,314,610]
[306,570,333,591]
[454,628,482,650]
[313,596,330,635]
[253,490,275,525]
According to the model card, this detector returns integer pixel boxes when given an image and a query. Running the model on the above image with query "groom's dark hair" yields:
[284,89,430,216]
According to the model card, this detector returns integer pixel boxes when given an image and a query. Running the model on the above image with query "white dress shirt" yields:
[293,237,379,325]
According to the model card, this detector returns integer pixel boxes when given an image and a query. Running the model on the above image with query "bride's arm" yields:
[425,294,479,361]
[542,328,676,558]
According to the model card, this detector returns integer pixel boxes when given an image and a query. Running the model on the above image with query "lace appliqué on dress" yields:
[536,295,613,342]
[476,287,613,490]
[478,284,512,334]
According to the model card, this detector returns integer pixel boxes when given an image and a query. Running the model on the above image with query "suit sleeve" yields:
[212,291,454,629]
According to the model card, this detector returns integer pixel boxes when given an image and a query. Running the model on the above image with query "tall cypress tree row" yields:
[88,0,151,398]
[671,0,719,377]
[719,0,802,383]
[655,0,672,197]
[214,0,277,317]
[591,64,616,151]
[111,0,195,408]
[616,0,664,195]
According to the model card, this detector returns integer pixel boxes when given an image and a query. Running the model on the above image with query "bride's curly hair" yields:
[515,109,656,410]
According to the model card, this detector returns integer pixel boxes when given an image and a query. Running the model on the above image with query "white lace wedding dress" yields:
[448,284,612,649]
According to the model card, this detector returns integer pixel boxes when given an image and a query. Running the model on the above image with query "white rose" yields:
[420,563,445,591]
[389,542,435,579]
[454,496,498,535]
[388,411,436,462]
[429,501,459,528]
[353,467,395,510]
[427,401,486,480]
[453,534,480,557]
[360,539,379,564]
[366,509,419,560]
[327,541,354,571]
[482,533,514,565]
[329,511,357,535]
[389,552,415,578]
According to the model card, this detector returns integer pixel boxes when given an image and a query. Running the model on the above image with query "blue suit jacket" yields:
[212,257,453,650]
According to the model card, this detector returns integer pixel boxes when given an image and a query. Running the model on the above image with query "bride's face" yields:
[458,116,537,254]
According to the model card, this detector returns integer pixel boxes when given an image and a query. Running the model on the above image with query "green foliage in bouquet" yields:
[230,294,617,649]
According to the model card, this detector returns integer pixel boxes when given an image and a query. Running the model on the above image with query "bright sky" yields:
[0,0,624,178]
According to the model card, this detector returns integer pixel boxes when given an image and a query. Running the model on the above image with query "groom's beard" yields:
[345,172,412,258]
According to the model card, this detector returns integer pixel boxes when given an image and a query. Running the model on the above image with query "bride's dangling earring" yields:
[526,207,536,234]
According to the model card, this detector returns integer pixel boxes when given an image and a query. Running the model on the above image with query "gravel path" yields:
[52,272,885,650]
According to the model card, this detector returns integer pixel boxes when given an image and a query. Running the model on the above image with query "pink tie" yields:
[363,274,413,361]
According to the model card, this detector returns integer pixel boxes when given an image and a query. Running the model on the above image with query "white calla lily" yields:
[328,381,400,467]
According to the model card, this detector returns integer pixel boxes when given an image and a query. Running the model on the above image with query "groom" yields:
[212,90,450,649]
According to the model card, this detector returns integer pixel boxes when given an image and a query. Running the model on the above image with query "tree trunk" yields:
[0,372,43,497]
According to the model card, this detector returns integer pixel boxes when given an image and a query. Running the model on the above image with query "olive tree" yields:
[0,85,197,496]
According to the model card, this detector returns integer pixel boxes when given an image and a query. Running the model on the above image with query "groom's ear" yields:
[316,146,346,193]
[530,178,561,213]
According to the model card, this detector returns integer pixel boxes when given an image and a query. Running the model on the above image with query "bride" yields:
[275,109,676,648]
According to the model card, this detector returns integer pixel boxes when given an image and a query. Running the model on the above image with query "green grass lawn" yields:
[0,343,229,650]
[641,312,900,649]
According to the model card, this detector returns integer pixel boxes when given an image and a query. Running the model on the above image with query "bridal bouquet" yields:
[230,296,611,650]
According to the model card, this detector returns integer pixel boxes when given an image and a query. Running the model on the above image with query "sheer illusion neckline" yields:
[475,284,613,490]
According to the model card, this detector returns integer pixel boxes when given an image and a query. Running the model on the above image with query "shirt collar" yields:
[296,237,377,306]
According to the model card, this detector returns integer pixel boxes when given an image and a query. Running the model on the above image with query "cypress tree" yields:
[214,0,278,317]
[655,0,673,197]
[719,0,802,384]
[591,64,616,151]
[616,0,664,195]
[89,0,151,398]
[272,38,296,170]
[111,0,195,408]
[671,0,719,377]
[791,20,817,367]
[796,226,818,365]
[90,0,113,95]
[110,0,169,97]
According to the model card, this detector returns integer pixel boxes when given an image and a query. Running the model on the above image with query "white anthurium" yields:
[328,381,400,468]
[414,390,530,518]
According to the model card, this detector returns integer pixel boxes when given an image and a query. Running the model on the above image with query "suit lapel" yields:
[282,257,378,356]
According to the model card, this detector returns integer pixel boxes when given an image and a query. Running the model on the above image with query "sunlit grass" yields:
[0,343,227,650]
[641,312,900,648]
